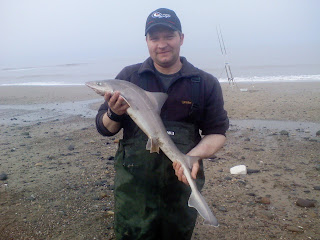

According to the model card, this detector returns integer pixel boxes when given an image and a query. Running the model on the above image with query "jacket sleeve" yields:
[200,75,229,136]
[95,101,122,136]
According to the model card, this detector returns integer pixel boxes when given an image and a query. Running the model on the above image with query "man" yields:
[96,8,229,240]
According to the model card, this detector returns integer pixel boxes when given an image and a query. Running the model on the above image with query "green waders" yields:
[114,121,205,240]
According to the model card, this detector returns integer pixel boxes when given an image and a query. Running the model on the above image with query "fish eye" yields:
[97,82,102,86]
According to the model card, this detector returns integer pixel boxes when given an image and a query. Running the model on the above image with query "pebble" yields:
[313,186,320,190]
[260,210,275,220]
[296,198,316,208]
[316,130,320,136]
[247,192,256,197]
[217,206,228,212]
[47,155,56,160]
[237,180,246,186]
[107,211,115,216]
[247,169,260,174]
[252,148,265,152]
[286,226,304,233]
[280,130,289,136]
[27,194,37,201]
[257,197,271,204]
[68,145,75,151]
[106,223,113,229]
[247,201,256,206]
[0,173,8,181]
[99,193,108,200]
[95,180,108,186]
[59,210,67,216]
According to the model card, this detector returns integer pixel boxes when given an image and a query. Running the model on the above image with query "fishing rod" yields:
[216,25,237,88]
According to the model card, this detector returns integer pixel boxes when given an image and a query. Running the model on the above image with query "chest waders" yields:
[114,121,205,240]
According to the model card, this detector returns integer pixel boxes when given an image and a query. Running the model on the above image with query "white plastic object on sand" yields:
[230,165,247,174]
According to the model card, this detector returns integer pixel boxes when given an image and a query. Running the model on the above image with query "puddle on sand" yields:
[0,99,102,126]
[230,119,320,139]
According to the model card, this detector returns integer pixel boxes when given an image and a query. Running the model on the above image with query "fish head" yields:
[85,80,115,96]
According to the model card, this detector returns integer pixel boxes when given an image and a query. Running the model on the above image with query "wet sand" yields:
[0,82,319,239]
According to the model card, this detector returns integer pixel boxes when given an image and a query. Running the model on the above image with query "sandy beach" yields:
[0,82,319,239]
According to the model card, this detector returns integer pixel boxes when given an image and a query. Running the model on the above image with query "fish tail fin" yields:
[188,191,219,226]
[146,138,160,154]
[185,155,201,169]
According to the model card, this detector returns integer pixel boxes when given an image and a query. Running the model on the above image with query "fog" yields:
[1,0,319,69]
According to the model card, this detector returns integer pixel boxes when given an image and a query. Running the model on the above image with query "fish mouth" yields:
[85,82,105,96]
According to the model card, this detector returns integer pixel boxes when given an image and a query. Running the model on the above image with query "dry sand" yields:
[0,82,319,239]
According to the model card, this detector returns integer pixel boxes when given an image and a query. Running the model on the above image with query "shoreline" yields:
[1,79,320,87]
[1,81,319,126]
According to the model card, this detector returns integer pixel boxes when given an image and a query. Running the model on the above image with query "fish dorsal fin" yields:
[145,91,168,114]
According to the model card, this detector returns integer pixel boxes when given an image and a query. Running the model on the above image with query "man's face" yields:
[146,26,184,69]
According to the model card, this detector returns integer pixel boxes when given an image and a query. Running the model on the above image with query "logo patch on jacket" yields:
[181,100,192,105]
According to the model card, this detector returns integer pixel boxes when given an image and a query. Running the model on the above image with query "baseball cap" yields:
[145,8,182,36]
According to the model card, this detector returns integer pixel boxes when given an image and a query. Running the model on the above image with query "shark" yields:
[86,79,218,226]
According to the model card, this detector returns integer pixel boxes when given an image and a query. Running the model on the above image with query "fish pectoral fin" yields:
[146,138,160,154]
[185,156,201,169]
[188,191,219,227]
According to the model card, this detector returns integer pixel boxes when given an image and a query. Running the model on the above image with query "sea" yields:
[0,61,320,86]
[1,61,320,132]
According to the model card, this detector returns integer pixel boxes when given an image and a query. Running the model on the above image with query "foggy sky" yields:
[1,0,319,68]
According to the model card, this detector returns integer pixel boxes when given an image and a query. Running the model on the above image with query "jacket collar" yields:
[138,57,200,78]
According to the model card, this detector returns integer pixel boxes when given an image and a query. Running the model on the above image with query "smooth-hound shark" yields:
[86,79,218,226]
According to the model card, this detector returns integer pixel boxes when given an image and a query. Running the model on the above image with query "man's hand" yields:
[172,159,200,185]
[172,134,226,185]
[104,91,129,115]
[102,91,129,134]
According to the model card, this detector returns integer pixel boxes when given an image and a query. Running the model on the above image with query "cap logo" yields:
[152,11,171,19]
